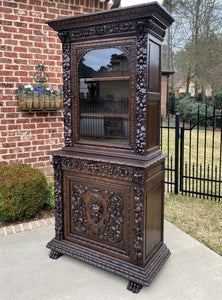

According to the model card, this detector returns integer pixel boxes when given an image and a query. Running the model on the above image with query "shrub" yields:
[45,182,55,210]
[215,92,222,109]
[177,96,213,125]
[169,91,176,114]
[179,92,190,99]
[0,164,47,222]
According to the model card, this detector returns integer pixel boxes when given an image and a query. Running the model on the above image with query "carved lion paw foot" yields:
[127,280,143,293]
[49,250,63,259]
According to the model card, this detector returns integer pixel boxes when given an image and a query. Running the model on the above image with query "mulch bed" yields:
[0,208,55,228]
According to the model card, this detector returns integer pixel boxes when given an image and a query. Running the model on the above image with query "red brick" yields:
[3,25,17,33]
[4,51,18,58]
[19,16,33,23]
[0,227,6,236]
[1,107,15,113]
[0,7,12,13]
[21,222,32,231]
[2,154,16,159]
[18,28,33,35]
[1,119,15,125]
[18,142,31,147]
[24,158,37,163]
[0,149,8,155]
[23,124,36,129]
[3,1,17,8]
[8,124,21,130]
[13,224,23,233]
[18,3,33,11]
[28,221,39,229]
[29,23,42,30]
[13,34,28,40]
[17,153,30,159]
[33,5,47,12]
[38,156,50,162]
[5,226,14,235]
[16,118,29,124]
[8,136,21,142]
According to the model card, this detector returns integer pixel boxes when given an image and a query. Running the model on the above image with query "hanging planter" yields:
[18,85,63,111]
[17,62,63,112]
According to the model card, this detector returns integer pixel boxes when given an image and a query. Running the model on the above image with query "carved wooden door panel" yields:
[63,172,132,261]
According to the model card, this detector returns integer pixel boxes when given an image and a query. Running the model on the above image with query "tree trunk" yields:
[186,69,191,95]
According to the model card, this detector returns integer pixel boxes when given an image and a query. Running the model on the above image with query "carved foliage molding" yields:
[133,185,144,264]
[136,20,148,155]
[62,42,72,147]
[53,156,63,240]
[70,21,137,41]
[71,184,124,244]
[61,157,143,184]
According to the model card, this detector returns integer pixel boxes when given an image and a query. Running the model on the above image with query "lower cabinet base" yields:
[46,238,170,292]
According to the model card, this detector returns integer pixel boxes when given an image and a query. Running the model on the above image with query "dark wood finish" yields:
[127,281,143,293]
[46,2,174,293]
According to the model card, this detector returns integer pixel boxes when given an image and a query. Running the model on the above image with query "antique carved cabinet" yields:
[46,2,174,293]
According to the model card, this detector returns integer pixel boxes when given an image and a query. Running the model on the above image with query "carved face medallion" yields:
[88,199,104,224]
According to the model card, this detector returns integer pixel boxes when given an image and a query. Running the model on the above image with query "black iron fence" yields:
[161,106,222,201]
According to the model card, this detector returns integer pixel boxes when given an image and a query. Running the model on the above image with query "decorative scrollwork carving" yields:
[53,156,63,240]
[62,42,72,147]
[58,31,69,43]
[136,20,148,155]
[71,184,124,243]
[133,185,144,264]
[69,21,136,41]
[61,158,143,183]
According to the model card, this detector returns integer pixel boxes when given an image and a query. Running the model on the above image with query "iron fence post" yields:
[175,113,180,194]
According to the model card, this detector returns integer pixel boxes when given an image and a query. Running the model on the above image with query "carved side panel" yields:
[146,35,162,153]
[52,156,63,240]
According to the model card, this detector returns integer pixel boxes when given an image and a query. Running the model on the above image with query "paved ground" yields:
[0,221,222,300]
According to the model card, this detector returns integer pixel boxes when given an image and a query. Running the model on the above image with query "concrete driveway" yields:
[0,221,221,300]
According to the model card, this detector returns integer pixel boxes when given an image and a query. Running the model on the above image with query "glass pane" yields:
[79,48,129,144]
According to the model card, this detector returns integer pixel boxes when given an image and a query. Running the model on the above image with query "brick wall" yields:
[0,0,107,180]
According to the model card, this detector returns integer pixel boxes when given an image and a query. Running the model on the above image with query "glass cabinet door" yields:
[79,48,129,144]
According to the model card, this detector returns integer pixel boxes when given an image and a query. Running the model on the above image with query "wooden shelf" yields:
[80,76,129,82]
[80,113,128,118]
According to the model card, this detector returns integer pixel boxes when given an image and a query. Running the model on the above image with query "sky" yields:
[121,0,162,7]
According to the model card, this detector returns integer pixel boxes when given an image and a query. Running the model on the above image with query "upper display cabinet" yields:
[47,2,174,156]
[79,48,129,144]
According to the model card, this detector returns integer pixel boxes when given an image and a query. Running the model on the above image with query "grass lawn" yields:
[165,193,222,256]
[161,127,222,168]
[161,124,222,198]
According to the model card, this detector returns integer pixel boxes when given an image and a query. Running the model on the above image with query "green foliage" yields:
[179,92,190,99]
[169,91,176,114]
[215,92,222,109]
[45,182,55,210]
[177,96,213,124]
[0,164,47,222]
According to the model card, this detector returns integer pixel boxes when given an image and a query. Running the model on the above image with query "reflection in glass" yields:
[79,48,129,144]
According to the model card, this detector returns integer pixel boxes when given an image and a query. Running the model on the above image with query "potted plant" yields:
[18,83,63,111]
